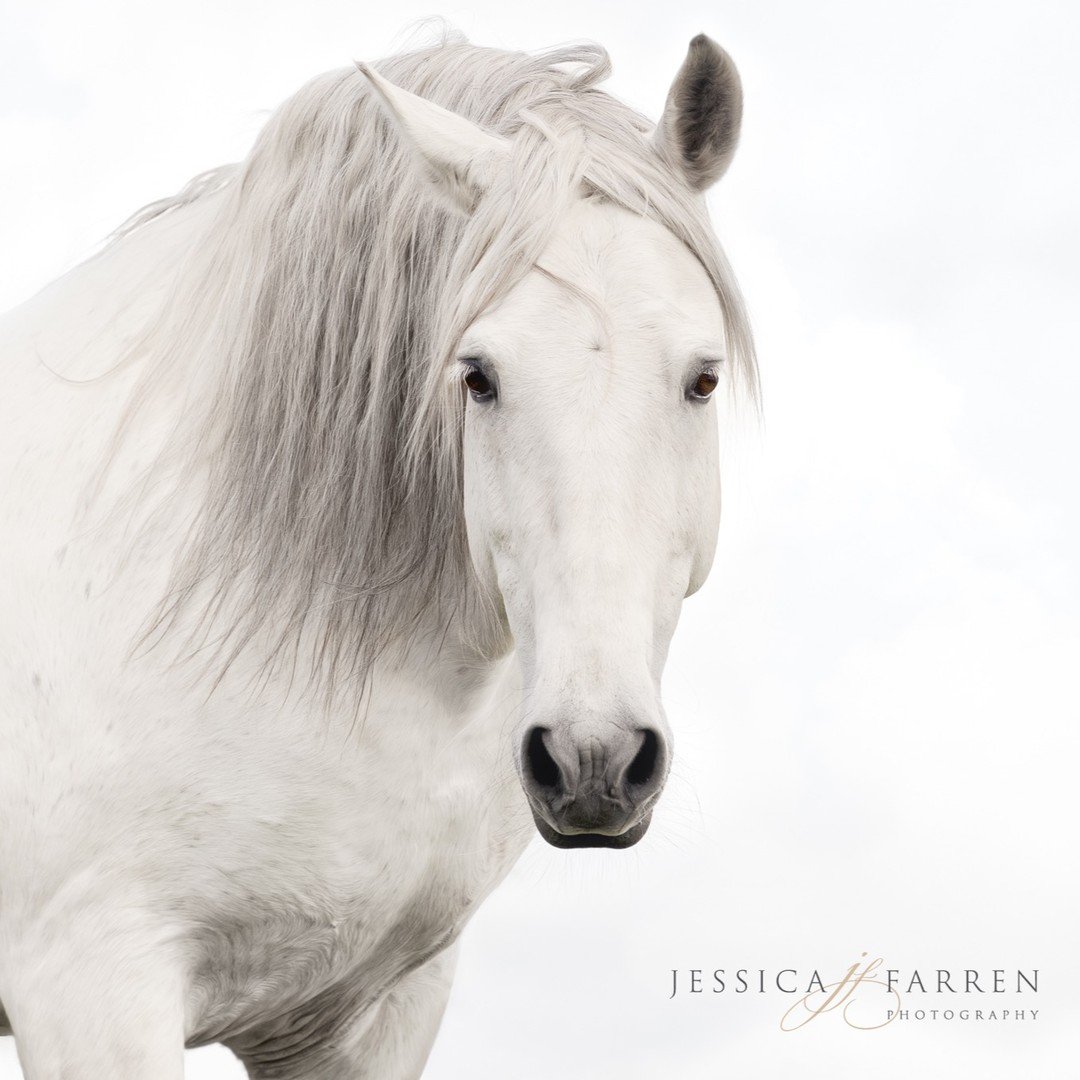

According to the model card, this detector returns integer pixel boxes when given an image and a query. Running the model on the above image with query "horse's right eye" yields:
[689,367,720,401]
[463,364,496,403]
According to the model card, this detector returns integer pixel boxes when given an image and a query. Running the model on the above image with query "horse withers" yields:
[0,34,755,1079]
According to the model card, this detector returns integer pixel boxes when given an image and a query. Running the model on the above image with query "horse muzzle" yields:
[519,722,668,849]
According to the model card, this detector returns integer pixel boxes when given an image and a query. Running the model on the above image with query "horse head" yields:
[362,36,747,848]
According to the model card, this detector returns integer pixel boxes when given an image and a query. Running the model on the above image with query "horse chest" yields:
[188,863,472,1046]
[184,695,528,1043]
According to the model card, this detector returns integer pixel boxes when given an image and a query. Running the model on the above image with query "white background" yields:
[2,0,1078,1076]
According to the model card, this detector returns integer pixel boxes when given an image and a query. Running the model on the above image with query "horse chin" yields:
[531,812,653,850]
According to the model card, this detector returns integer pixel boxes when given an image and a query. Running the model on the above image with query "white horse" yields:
[0,33,755,1079]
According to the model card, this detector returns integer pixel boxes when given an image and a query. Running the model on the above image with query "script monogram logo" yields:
[780,953,901,1031]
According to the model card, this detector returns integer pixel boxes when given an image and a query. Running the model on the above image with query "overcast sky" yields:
[2,0,1078,1076]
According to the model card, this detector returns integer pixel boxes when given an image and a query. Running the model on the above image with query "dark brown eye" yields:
[463,364,495,402]
[690,368,719,400]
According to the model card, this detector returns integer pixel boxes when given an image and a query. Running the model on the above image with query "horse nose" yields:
[521,723,668,848]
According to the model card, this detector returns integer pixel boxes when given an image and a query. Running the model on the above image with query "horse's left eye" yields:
[463,364,496,403]
[689,368,719,401]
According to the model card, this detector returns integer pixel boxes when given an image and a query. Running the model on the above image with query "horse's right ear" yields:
[356,63,509,214]
[653,34,743,191]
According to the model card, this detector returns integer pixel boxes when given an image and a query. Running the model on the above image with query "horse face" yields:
[459,199,725,847]
[360,35,743,847]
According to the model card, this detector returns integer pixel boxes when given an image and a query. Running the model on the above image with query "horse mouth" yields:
[530,810,653,849]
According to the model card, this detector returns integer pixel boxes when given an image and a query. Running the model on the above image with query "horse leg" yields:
[339,945,458,1080]
[0,908,186,1080]
[237,946,458,1080]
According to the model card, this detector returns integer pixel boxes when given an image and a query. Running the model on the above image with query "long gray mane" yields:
[122,37,757,697]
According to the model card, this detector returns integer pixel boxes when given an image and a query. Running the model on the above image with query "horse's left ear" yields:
[654,34,743,191]
[356,63,509,214]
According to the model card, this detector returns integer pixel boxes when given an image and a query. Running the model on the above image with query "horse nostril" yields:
[524,726,561,790]
[625,728,661,788]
